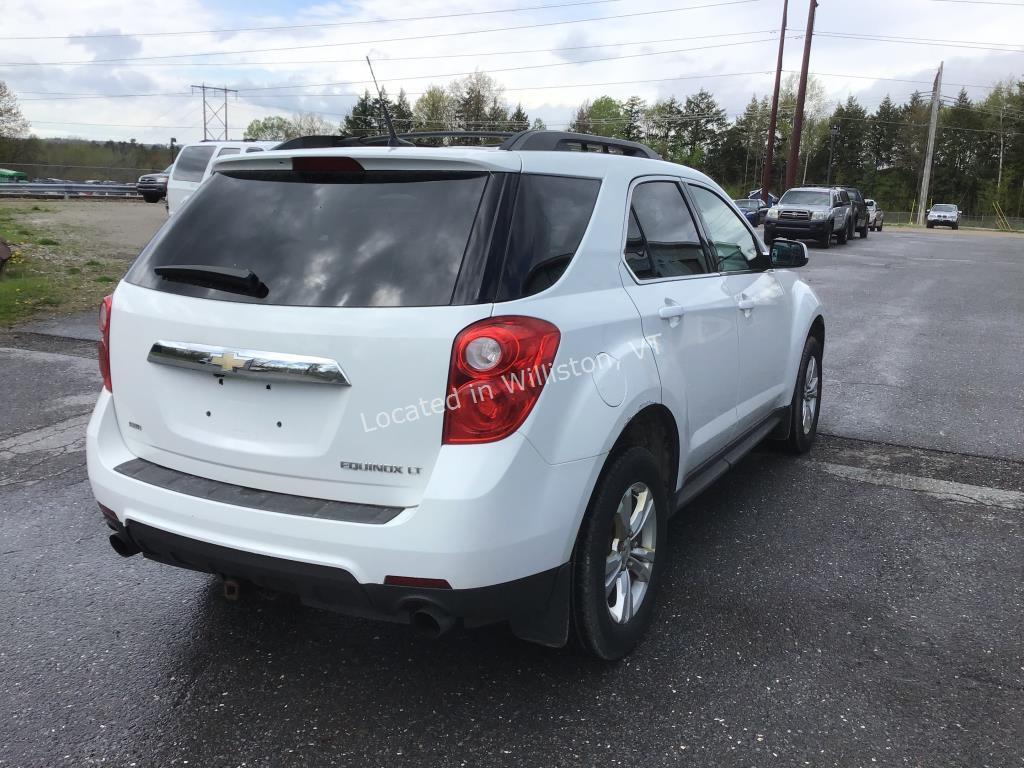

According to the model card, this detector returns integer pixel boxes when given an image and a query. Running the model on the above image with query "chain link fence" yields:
[882,211,1024,231]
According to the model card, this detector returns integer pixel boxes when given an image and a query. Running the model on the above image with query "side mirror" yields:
[770,239,808,268]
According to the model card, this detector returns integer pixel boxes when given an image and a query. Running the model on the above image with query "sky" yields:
[2,0,1023,146]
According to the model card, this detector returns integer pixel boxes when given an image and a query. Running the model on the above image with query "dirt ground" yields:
[1,199,167,260]
[0,199,167,325]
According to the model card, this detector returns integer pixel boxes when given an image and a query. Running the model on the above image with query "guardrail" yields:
[0,182,141,199]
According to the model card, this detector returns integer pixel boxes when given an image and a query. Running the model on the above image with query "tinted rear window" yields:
[496,174,600,300]
[127,170,490,307]
[171,146,216,183]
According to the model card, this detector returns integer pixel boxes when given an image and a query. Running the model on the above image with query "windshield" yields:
[780,190,829,206]
[734,200,757,209]
[933,204,956,212]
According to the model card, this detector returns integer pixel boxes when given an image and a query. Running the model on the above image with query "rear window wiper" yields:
[154,264,269,298]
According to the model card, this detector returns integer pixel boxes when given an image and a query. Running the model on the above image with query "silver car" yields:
[926,204,960,230]
[866,199,884,231]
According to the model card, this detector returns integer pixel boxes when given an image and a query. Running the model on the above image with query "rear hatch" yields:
[111,150,520,508]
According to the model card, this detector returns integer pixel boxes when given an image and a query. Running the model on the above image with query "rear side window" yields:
[171,146,216,183]
[626,181,706,279]
[127,170,490,307]
[244,147,265,153]
[496,174,600,300]
[217,147,241,157]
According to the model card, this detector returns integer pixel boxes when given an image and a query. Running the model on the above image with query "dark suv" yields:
[765,187,852,249]
[841,186,869,239]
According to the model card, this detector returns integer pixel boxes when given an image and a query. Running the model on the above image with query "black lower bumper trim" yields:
[122,521,571,646]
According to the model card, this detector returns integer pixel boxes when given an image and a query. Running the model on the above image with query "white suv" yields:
[87,131,825,659]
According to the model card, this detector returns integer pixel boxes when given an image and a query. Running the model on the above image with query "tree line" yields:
[3,71,1023,214]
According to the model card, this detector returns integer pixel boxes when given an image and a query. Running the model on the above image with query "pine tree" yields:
[344,90,378,136]
[392,89,414,133]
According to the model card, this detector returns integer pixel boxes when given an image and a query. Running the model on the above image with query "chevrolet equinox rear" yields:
[88,131,825,659]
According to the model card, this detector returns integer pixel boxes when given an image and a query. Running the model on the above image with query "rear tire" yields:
[786,336,822,454]
[572,446,668,661]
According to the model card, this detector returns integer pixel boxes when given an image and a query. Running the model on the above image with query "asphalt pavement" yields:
[1,228,1021,767]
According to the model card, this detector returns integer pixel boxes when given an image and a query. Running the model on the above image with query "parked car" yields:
[839,186,869,239]
[926,204,960,229]
[764,186,851,248]
[87,130,826,660]
[137,166,172,204]
[166,141,278,214]
[734,197,770,226]
[866,198,884,231]
[747,188,779,205]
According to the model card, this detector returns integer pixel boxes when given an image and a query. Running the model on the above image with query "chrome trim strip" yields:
[147,341,351,386]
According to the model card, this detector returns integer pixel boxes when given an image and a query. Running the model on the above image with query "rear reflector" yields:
[383,576,452,589]
[98,294,112,392]
[292,156,364,174]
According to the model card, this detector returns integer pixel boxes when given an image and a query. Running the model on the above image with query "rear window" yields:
[496,174,600,300]
[171,146,216,183]
[127,170,490,307]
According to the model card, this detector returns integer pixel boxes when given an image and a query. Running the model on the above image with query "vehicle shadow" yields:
[142,447,829,762]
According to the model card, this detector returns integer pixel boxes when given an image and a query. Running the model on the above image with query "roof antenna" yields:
[366,56,411,147]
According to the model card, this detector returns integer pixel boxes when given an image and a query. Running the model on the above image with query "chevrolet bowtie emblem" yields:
[208,351,251,372]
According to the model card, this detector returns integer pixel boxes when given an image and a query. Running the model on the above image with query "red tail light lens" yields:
[98,294,112,392]
[443,316,560,445]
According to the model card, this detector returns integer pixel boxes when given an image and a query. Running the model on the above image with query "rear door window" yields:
[171,146,216,183]
[128,170,491,307]
[626,181,707,279]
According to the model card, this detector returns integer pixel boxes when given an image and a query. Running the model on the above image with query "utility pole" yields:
[785,0,818,190]
[916,62,943,226]
[997,103,1005,191]
[760,0,788,203]
[191,84,237,141]
[826,124,839,185]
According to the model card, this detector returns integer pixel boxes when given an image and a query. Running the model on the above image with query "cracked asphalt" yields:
[1,226,1022,767]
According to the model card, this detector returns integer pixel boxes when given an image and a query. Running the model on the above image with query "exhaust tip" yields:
[108,533,140,558]
[411,608,454,639]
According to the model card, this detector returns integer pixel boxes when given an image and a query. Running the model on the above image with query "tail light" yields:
[98,294,112,392]
[442,316,560,445]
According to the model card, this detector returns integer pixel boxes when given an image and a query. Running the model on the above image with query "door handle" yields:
[658,300,685,327]
[737,296,755,311]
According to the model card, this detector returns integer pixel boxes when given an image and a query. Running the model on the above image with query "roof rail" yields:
[274,129,661,159]
[500,130,661,160]
[274,131,515,151]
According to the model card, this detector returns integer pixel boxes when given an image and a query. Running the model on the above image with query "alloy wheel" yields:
[802,356,820,434]
[605,482,657,624]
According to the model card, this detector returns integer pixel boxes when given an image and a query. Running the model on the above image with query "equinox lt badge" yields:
[340,461,422,475]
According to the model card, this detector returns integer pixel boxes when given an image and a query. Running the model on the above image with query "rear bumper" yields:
[87,390,601,635]
[107,517,569,640]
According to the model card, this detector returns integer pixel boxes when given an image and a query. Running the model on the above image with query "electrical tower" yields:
[191,84,237,141]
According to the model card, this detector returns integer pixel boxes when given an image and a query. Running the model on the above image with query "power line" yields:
[9,30,780,69]
[16,38,785,101]
[0,0,622,40]
[0,0,761,66]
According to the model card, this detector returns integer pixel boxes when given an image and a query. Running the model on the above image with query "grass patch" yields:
[0,258,65,325]
[0,204,128,326]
